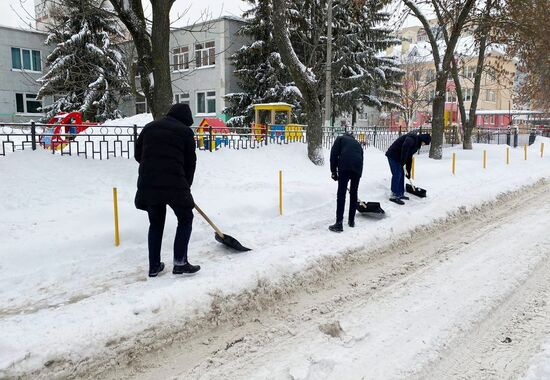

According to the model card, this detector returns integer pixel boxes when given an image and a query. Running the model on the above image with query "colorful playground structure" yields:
[252,103,304,141]
[196,117,230,150]
[39,112,96,150]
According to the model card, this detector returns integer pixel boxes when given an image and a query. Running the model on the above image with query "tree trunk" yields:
[110,0,173,120]
[430,74,447,159]
[150,0,173,119]
[272,0,324,165]
[450,58,468,148]
[463,120,474,149]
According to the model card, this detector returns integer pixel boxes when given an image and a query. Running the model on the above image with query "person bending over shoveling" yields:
[135,103,201,277]
[329,130,364,232]
[385,132,431,205]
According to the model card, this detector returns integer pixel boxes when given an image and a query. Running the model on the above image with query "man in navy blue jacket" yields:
[329,131,364,232]
[385,132,431,205]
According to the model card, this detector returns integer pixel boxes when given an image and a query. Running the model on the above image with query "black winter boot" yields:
[173,263,201,275]
[348,219,355,228]
[149,262,165,277]
[329,222,343,232]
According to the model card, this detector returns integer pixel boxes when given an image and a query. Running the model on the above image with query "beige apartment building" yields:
[387,24,517,129]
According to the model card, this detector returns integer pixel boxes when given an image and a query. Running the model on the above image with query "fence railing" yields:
[0,122,545,160]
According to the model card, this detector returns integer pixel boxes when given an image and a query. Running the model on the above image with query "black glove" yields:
[331,172,338,181]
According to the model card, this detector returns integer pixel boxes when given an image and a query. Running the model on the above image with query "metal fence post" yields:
[209,126,214,152]
[133,124,138,145]
[514,128,518,148]
[31,121,37,151]
[373,126,377,148]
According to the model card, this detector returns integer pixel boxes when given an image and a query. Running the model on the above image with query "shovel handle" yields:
[194,203,225,238]
[407,177,417,192]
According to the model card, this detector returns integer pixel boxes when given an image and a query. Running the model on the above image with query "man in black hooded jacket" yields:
[135,103,200,277]
[329,131,364,232]
[385,132,431,205]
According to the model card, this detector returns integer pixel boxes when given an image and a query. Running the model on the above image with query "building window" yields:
[135,94,149,114]
[196,90,216,114]
[173,46,189,71]
[426,69,436,82]
[11,47,41,72]
[445,91,457,103]
[16,93,42,114]
[417,29,427,42]
[464,88,474,102]
[174,92,190,106]
[463,65,476,79]
[195,41,215,68]
[485,89,496,102]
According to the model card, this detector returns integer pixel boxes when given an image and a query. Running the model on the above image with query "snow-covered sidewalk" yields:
[1,138,549,377]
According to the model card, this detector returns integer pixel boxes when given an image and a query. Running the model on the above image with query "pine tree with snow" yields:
[37,0,130,121]
[225,0,402,127]
[331,0,403,119]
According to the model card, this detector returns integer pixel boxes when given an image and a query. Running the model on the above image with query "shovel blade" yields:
[406,183,427,198]
[357,201,385,214]
[214,233,251,252]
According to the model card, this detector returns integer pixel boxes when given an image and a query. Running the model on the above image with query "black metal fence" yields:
[472,127,548,147]
[0,122,545,160]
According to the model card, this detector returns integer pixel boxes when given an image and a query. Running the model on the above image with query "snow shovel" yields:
[348,188,386,218]
[405,177,427,198]
[194,203,251,252]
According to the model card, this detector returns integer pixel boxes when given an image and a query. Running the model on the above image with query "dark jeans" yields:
[336,170,361,223]
[388,157,405,197]
[147,203,193,269]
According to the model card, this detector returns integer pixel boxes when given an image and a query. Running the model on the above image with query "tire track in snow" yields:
[415,252,550,380]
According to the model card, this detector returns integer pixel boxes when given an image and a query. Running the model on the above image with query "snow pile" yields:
[1,138,550,377]
[523,339,550,380]
[102,113,153,126]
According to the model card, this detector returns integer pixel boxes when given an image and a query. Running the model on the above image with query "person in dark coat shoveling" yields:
[135,103,201,277]
[329,131,364,232]
[385,132,431,205]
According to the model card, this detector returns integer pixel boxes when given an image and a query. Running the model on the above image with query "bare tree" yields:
[402,0,476,159]
[110,0,175,119]
[272,0,324,165]
[399,54,433,130]
[449,0,506,149]
[500,0,550,111]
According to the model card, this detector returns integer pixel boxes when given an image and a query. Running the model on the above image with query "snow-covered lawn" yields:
[0,138,549,377]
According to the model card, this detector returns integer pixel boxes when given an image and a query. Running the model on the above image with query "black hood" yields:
[419,133,431,145]
[166,103,194,126]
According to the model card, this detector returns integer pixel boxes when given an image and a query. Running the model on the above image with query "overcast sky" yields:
[0,0,251,29]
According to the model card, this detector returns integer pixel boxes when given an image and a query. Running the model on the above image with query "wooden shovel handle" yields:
[407,177,417,192]
[194,203,225,238]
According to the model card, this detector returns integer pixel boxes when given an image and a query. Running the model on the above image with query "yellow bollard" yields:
[411,156,415,180]
[279,170,283,216]
[483,150,487,169]
[113,187,120,247]
[452,153,456,175]
[524,144,527,161]
[506,147,510,165]
[542,143,545,158]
